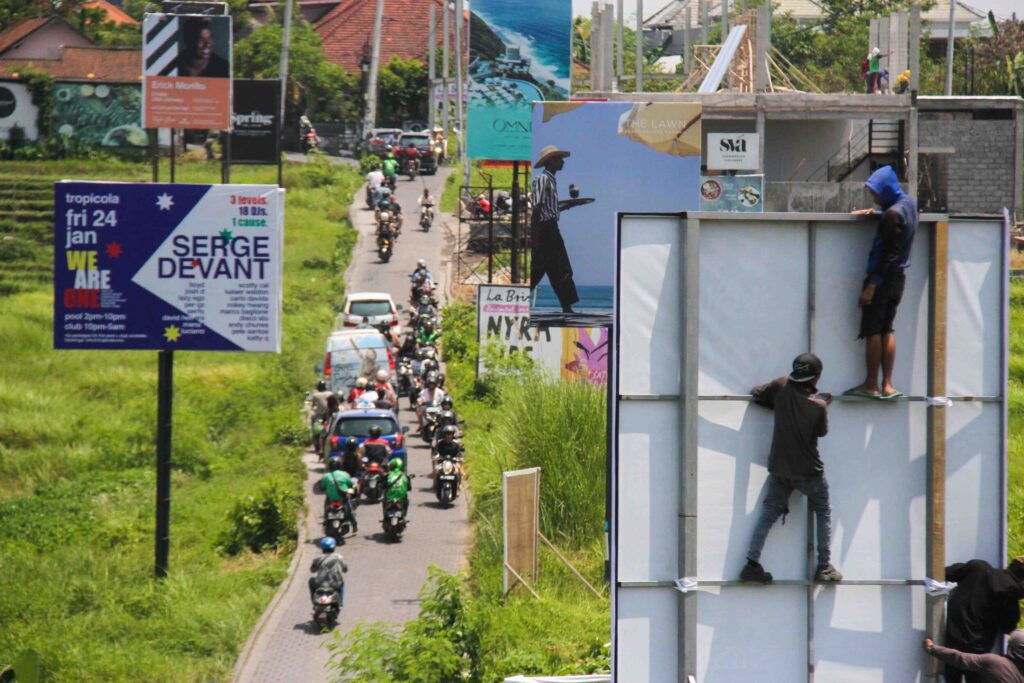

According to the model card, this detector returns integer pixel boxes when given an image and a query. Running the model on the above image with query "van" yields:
[323,329,395,394]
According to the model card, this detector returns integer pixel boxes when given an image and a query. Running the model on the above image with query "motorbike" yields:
[434,455,461,507]
[323,498,352,543]
[406,157,419,180]
[365,185,376,210]
[385,173,397,192]
[361,458,385,503]
[317,420,331,461]
[378,234,393,263]
[303,131,319,154]
[312,586,340,631]
[382,498,407,542]
[397,360,414,397]
[419,207,433,231]
[421,400,441,442]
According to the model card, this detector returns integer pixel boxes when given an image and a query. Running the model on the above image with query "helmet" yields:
[390,458,403,471]
[441,396,453,410]
[368,425,382,439]
[440,410,455,425]
[317,380,327,391]
[328,456,343,471]
[356,377,368,388]
[380,211,390,222]
[422,319,434,331]
[417,258,426,268]
[416,348,428,360]
[345,436,359,452]
[376,370,389,382]
[419,295,430,306]
[441,425,457,439]
[425,371,438,387]
[320,536,337,551]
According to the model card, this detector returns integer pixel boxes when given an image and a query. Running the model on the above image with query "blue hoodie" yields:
[864,165,918,286]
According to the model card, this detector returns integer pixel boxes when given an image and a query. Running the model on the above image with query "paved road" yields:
[233,167,469,683]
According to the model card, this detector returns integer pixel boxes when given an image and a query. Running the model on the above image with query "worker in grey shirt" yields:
[740,353,842,584]
[923,631,1024,683]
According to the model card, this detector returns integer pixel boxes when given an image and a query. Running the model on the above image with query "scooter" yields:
[421,401,441,442]
[323,498,352,543]
[434,454,461,507]
[378,235,393,263]
[406,157,419,180]
[419,205,434,231]
[312,587,340,631]
[361,459,385,503]
[382,499,407,542]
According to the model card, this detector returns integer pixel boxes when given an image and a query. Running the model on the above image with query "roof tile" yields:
[0,45,141,82]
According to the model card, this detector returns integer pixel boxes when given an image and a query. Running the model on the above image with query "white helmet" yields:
[376,369,389,382]
[380,211,390,221]
[417,258,426,268]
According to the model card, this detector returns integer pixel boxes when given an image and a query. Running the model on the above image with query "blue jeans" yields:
[309,578,344,606]
[747,473,832,568]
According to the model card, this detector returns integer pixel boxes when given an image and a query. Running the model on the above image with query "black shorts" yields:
[859,272,905,338]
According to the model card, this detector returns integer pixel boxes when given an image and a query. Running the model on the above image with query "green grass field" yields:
[0,156,360,681]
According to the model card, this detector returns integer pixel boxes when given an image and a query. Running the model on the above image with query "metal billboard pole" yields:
[428,3,436,131]
[363,0,385,135]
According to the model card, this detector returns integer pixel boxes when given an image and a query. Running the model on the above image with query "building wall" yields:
[0,81,39,140]
[920,112,1017,215]
[4,23,92,60]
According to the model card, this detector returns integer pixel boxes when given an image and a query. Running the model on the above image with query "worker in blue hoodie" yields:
[844,165,918,401]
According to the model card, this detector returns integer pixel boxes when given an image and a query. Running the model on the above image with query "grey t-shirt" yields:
[751,377,828,479]
[311,553,347,590]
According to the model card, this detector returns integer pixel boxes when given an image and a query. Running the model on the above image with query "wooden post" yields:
[926,221,949,668]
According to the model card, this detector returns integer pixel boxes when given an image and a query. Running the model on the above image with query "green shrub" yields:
[358,154,381,175]
[218,479,302,555]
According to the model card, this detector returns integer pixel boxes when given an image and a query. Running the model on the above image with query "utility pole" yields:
[721,0,728,42]
[442,1,450,136]
[616,0,624,90]
[278,0,293,161]
[455,0,467,181]
[635,0,643,92]
[944,0,956,95]
[428,3,436,131]
[363,0,385,136]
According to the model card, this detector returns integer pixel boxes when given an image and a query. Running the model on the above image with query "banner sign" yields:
[699,174,764,212]
[706,132,759,170]
[467,0,571,160]
[477,285,607,385]
[52,82,147,148]
[54,181,283,352]
[143,13,232,129]
[530,101,702,327]
[160,1,228,14]
[231,79,280,164]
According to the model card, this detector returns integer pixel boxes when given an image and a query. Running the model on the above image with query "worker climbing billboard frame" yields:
[610,211,1008,682]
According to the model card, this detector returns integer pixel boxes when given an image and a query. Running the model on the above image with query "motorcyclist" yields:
[381,195,403,232]
[397,334,418,361]
[372,369,397,404]
[366,164,385,205]
[410,259,433,286]
[309,536,348,606]
[417,318,440,346]
[377,211,395,247]
[404,142,420,176]
[361,424,393,465]
[309,379,333,426]
[495,190,512,215]
[321,457,358,532]
[417,189,436,223]
[440,396,459,429]
[416,372,446,429]
[381,151,399,188]
[431,424,465,484]
[383,457,411,518]
[340,436,362,481]
[346,377,369,407]
[416,294,438,320]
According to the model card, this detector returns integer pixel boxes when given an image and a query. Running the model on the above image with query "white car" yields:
[338,292,401,335]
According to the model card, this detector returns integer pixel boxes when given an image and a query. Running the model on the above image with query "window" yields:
[350,301,393,317]
[334,417,397,437]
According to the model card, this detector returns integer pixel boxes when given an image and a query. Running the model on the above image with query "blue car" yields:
[326,409,407,462]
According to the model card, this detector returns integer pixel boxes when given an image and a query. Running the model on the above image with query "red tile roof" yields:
[83,0,138,26]
[315,0,466,73]
[0,17,56,56]
[0,45,141,82]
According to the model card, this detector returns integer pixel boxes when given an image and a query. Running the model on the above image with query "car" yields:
[325,409,407,462]
[323,329,395,395]
[396,132,437,174]
[366,128,403,157]
[338,292,401,334]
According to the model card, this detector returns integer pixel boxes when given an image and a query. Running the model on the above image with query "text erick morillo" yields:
[157,234,271,279]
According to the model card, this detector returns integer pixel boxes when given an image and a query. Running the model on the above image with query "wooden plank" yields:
[503,468,540,593]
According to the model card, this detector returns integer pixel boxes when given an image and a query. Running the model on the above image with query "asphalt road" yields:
[233,166,469,683]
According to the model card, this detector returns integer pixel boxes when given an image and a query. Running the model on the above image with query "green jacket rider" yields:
[384,458,410,515]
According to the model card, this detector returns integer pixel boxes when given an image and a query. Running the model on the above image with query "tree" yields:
[377,56,428,126]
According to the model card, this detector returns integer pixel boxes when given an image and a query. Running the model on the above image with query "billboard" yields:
[467,0,571,160]
[143,13,232,129]
[54,181,283,352]
[699,174,764,212]
[231,79,280,164]
[612,213,1007,681]
[529,101,702,327]
[477,284,607,385]
[52,82,147,148]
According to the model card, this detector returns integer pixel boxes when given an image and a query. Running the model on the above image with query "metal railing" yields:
[805,120,903,183]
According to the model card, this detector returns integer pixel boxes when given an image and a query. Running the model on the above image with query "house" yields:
[0,16,94,60]
[314,0,466,74]
[0,45,141,83]
[248,0,346,26]
[83,0,139,26]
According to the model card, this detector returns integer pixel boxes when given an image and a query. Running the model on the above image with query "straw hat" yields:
[534,145,570,169]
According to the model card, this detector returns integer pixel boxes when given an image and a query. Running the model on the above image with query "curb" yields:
[230,454,314,682]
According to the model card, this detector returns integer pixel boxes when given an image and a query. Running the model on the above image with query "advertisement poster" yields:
[477,285,607,385]
[467,0,571,160]
[699,174,764,212]
[231,79,280,164]
[54,181,283,352]
[530,101,702,327]
[143,13,232,129]
[52,82,147,148]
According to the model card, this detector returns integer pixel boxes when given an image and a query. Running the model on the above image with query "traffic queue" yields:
[302,260,463,631]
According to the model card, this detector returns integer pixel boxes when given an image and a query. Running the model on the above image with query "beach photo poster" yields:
[529,101,702,327]
[467,0,571,160]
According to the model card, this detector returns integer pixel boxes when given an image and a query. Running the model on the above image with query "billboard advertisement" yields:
[143,13,232,129]
[699,174,764,212]
[52,82,147,148]
[54,181,283,352]
[477,285,607,385]
[467,0,571,160]
[231,79,280,164]
[529,101,702,327]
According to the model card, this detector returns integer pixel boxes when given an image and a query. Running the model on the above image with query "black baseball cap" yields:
[789,353,822,383]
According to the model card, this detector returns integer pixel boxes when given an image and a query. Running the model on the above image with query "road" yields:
[233,166,469,683]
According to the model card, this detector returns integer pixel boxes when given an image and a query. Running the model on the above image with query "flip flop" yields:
[878,390,904,400]
[842,389,881,399]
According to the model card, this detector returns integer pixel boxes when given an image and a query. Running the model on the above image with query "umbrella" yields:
[616,102,701,157]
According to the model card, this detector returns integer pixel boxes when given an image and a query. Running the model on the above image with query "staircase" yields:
[0,173,54,297]
[806,120,904,183]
